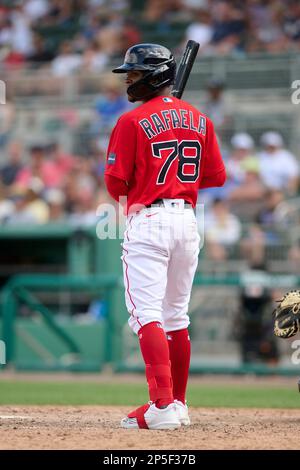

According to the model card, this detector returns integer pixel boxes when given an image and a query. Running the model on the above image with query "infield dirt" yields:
[0,405,299,450]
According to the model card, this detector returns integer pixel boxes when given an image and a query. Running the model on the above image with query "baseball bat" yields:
[172,40,200,99]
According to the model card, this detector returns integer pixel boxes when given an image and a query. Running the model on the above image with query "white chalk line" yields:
[0,415,31,420]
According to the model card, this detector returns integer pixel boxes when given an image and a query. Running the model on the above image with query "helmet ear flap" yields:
[152,64,169,75]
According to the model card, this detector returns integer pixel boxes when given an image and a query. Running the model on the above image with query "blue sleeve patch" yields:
[107,153,116,164]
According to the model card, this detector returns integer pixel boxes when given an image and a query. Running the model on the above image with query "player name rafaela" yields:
[139,109,206,139]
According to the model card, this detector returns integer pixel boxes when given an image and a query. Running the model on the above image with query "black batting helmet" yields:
[112,43,176,102]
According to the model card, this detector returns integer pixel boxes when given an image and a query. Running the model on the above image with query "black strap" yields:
[145,199,191,208]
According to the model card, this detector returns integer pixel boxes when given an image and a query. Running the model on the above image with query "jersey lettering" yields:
[180,109,189,129]
[151,113,166,134]
[139,118,156,139]
[139,110,207,140]
[105,96,223,214]
[170,109,180,129]
[189,111,198,132]
[198,116,206,135]
[161,110,171,130]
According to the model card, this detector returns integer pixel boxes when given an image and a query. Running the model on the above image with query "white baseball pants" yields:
[121,199,200,334]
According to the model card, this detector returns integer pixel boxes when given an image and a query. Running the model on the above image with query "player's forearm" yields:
[104,173,129,202]
[199,167,226,189]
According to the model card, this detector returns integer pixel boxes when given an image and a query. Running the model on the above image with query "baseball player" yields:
[105,44,226,430]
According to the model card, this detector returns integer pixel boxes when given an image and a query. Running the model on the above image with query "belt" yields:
[145,199,191,208]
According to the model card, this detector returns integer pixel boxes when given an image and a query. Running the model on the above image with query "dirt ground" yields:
[1,405,300,450]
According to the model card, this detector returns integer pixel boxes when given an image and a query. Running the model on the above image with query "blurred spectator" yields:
[15,144,65,189]
[228,158,266,220]
[121,18,142,52]
[63,156,98,212]
[7,177,49,224]
[80,40,108,73]
[181,0,208,9]
[258,131,300,195]
[27,33,55,66]
[45,187,66,221]
[283,0,300,43]
[183,8,213,53]
[204,198,242,261]
[39,0,77,27]
[10,2,34,55]
[0,88,15,149]
[0,5,33,57]
[227,132,256,185]
[24,0,50,23]
[51,41,81,77]
[143,0,168,22]
[143,0,183,23]
[0,140,23,186]
[0,181,14,223]
[226,134,265,215]
[288,241,300,273]
[87,0,128,12]
[201,78,230,137]
[247,1,289,54]
[95,12,125,57]
[256,188,285,227]
[22,176,49,223]
[240,222,266,267]
[210,1,247,55]
[255,188,285,245]
[68,188,98,226]
[44,141,76,177]
[0,12,13,50]
[90,75,131,134]
[2,44,25,70]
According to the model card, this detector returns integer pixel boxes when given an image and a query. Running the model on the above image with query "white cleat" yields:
[121,402,181,430]
[174,399,191,426]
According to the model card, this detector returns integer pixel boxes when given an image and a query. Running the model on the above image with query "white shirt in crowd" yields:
[185,22,213,47]
[51,54,82,77]
[259,148,300,190]
[24,0,50,22]
[10,10,34,55]
[205,211,242,245]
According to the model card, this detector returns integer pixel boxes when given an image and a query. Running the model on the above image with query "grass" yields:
[0,381,299,408]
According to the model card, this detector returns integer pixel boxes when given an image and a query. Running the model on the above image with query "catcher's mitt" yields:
[273,290,300,338]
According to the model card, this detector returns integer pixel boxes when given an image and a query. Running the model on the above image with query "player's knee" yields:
[164,317,189,333]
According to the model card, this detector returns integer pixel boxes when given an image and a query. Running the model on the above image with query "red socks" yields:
[167,328,190,404]
[138,323,190,407]
[138,322,173,408]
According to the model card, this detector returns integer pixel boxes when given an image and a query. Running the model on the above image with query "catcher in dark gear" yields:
[112,43,177,102]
